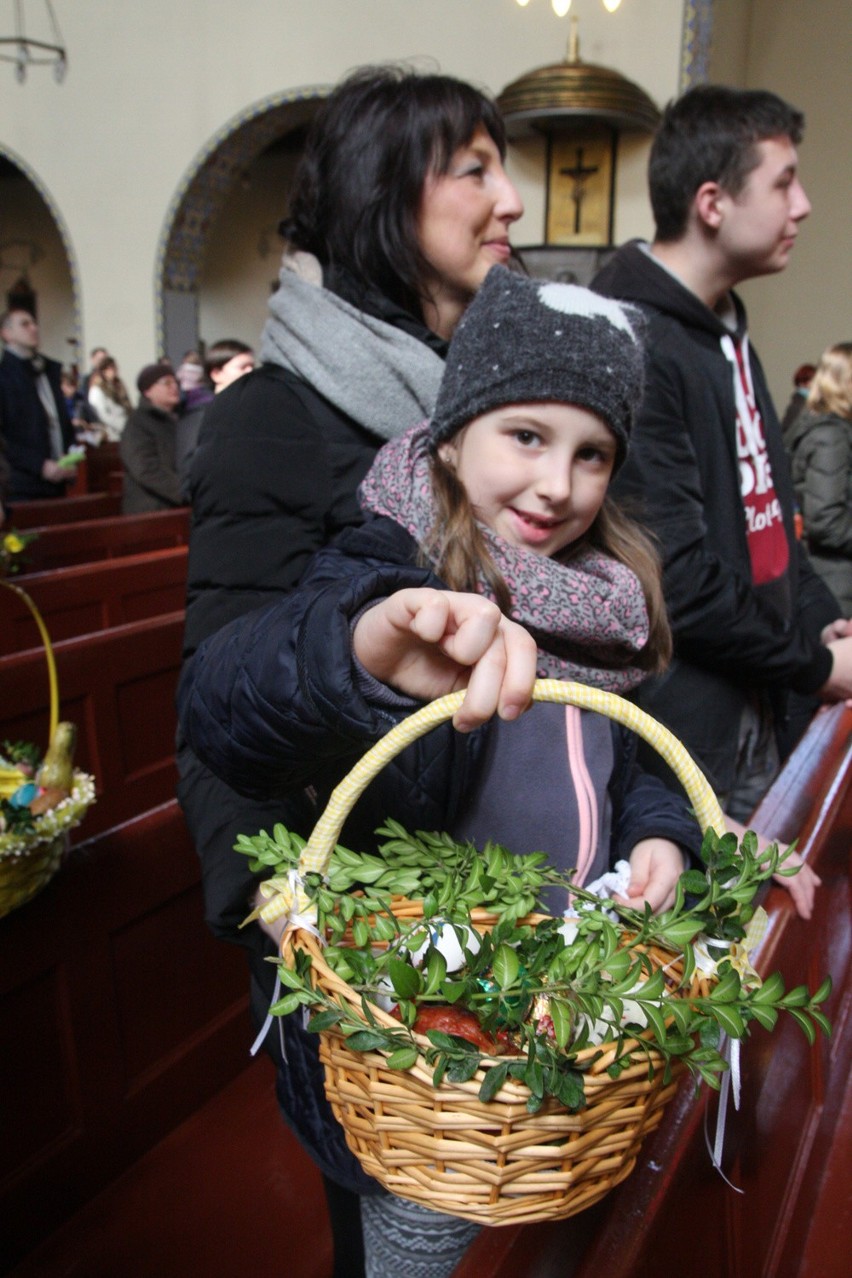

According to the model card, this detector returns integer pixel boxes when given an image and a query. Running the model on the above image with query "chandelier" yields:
[0,1,67,83]
[516,1,623,14]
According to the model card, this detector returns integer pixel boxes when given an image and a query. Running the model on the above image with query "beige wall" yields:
[0,0,682,380]
[0,0,847,413]
[727,0,852,407]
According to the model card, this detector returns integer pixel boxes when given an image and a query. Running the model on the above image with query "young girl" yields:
[179,266,703,1277]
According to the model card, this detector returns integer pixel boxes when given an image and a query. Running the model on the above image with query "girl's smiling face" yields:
[440,402,617,557]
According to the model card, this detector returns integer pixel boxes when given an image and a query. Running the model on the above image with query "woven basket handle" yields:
[296,678,725,881]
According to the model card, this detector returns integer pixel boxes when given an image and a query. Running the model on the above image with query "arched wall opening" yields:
[157,89,325,365]
[0,149,80,371]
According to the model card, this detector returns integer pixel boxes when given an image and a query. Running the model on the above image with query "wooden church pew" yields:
[14,507,190,573]
[0,545,188,655]
[5,491,123,529]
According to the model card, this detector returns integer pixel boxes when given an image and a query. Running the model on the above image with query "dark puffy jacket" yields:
[786,410,852,616]
[182,364,385,660]
[179,515,705,864]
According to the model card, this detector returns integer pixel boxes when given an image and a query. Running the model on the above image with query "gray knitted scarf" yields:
[259,252,445,442]
[360,424,652,692]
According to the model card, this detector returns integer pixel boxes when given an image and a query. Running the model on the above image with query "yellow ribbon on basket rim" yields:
[257,679,726,933]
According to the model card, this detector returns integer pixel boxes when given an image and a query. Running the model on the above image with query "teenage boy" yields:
[594,84,852,840]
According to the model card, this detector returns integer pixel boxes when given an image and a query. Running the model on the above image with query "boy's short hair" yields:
[649,84,805,242]
[203,339,253,378]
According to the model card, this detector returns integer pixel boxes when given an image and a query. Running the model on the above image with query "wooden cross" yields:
[560,147,600,234]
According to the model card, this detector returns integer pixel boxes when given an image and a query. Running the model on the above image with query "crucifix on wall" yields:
[545,125,617,247]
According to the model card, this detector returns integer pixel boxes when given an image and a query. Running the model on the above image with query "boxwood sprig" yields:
[235,821,832,1109]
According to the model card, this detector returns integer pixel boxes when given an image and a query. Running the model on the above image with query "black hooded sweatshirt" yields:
[593,241,838,794]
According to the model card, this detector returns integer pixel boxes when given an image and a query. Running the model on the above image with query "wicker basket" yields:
[0,579,96,918]
[283,679,725,1225]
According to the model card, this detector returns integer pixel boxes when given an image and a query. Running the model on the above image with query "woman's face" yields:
[440,402,617,558]
[417,127,523,339]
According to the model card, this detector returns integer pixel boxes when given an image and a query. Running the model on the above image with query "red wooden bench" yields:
[0,799,251,1271]
[5,491,123,529]
[0,545,188,655]
[14,507,190,573]
[0,610,185,837]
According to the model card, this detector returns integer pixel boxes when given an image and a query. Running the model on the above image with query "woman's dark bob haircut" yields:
[280,63,508,318]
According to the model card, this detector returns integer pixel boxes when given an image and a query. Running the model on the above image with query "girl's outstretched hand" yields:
[353,588,537,732]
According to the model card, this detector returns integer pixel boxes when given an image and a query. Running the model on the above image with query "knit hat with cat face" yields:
[429,265,645,471]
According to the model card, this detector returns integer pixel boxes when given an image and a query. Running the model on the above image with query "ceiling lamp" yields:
[498,16,659,137]
[0,1,67,83]
[515,1,623,14]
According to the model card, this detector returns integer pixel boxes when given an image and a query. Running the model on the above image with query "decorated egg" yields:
[406,919,482,973]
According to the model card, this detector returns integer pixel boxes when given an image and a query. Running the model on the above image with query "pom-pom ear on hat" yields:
[136,362,174,395]
[429,266,645,471]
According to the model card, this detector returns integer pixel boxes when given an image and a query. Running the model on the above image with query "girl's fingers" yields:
[435,603,536,731]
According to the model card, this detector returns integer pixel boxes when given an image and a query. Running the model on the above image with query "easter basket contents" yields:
[0,581,96,918]
[240,682,831,1226]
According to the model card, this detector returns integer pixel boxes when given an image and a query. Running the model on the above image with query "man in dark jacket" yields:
[119,362,183,513]
[0,308,77,501]
[593,85,852,823]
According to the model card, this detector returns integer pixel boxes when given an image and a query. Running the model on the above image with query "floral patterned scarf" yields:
[359,424,652,693]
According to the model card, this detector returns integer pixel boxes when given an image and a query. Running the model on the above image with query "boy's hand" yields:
[724,816,821,920]
[353,588,537,731]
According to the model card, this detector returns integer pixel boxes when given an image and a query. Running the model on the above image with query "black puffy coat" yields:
[786,410,852,616]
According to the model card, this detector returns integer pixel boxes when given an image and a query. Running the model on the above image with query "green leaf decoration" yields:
[387,1046,419,1071]
[424,949,448,997]
[234,817,832,1109]
[710,1004,745,1038]
[389,957,422,1000]
[550,998,574,1049]
[811,975,833,1005]
[478,1061,510,1102]
[269,992,305,1017]
[787,1008,816,1046]
[447,1055,482,1084]
[307,1009,345,1033]
[492,943,520,989]
[344,1029,395,1052]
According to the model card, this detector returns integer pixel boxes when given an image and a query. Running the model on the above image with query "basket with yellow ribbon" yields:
[239,681,830,1226]
[0,580,96,918]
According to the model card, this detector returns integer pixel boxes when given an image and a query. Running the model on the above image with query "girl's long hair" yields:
[424,454,672,674]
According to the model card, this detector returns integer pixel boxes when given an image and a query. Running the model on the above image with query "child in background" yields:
[179,266,704,1277]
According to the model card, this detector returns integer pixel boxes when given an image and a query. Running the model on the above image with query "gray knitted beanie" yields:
[429,266,645,470]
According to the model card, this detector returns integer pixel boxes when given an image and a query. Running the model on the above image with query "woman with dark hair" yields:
[177,63,522,1278]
